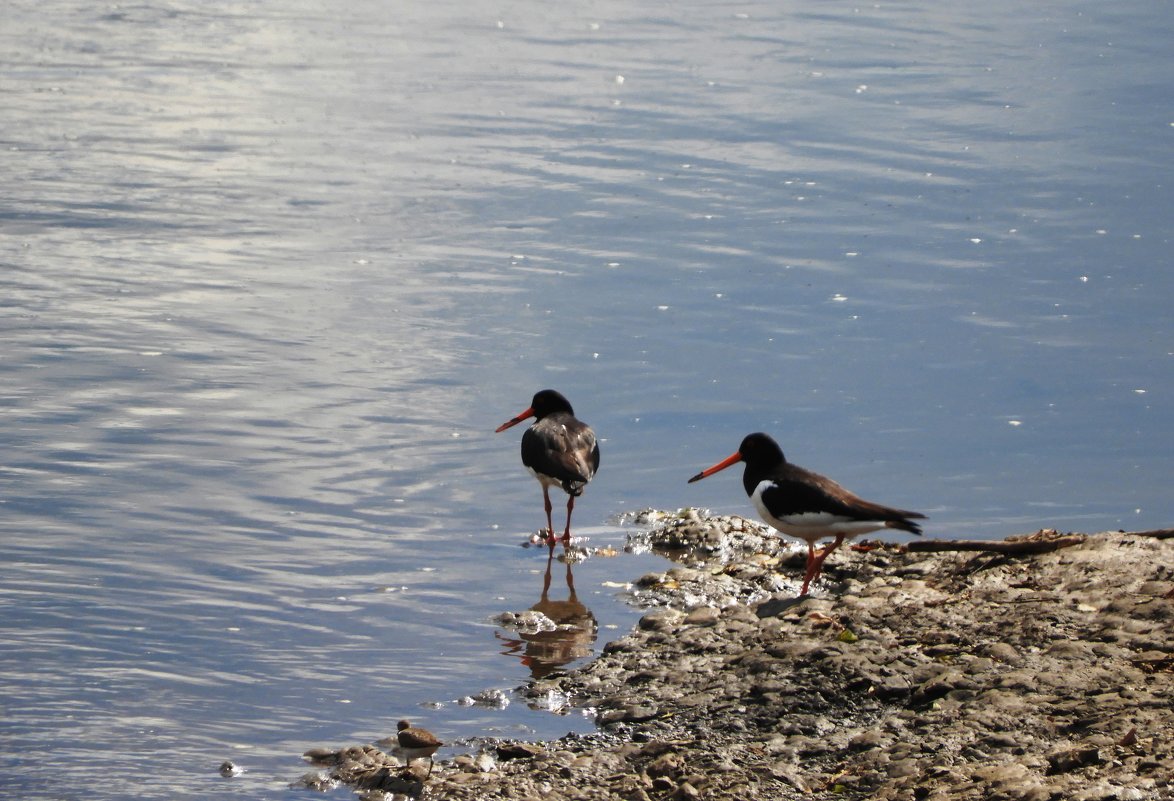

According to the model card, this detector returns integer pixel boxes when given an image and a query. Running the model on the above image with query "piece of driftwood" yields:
[1133,529,1173,540]
[902,534,1086,555]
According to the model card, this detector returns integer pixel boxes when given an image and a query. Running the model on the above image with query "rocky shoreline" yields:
[299,513,1173,801]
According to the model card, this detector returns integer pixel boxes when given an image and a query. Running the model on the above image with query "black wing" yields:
[521,413,598,493]
[757,464,924,533]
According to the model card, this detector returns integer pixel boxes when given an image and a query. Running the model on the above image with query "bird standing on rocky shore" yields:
[496,389,600,546]
[688,432,925,594]
[396,719,443,776]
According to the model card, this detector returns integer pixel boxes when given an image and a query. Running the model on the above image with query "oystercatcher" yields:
[688,432,924,595]
[495,389,600,546]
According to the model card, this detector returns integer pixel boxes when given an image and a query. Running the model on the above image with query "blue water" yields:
[2,1,1171,798]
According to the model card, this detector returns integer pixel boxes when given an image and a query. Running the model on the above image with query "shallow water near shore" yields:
[2,0,1171,798]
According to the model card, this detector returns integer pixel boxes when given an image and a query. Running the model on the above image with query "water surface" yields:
[2,1,1171,798]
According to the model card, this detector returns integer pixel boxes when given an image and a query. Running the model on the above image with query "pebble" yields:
[683,606,721,626]
[638,608,682,632]
[497,742,544,761]
[981,643,1019,662]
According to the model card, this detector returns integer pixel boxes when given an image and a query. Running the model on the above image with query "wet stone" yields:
[498,742,545,761]
[638,608,682,632]
[683,606,721,626]
[1047,747,1104,775]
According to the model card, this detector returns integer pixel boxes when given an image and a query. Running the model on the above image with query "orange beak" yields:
[687,451,743,483]
[495,407,534,433]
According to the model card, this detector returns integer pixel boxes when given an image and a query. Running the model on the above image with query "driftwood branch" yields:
[902,535,1086,555]
[1133,529,1173,540]
[898,527,1173,554]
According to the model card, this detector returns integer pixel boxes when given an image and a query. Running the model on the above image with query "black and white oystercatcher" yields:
[495,389,600,546]
[688,432,925,595]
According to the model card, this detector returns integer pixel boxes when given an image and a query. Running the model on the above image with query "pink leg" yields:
[800,541,819,595]
[562,495,575,542]
[542,487,555,544]
[806,534,846,591]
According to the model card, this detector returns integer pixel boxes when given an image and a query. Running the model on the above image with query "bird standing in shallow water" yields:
[496,389,600,546]
[688,432,925,595]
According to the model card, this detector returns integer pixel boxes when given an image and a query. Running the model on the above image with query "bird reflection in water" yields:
[496,550,598,679]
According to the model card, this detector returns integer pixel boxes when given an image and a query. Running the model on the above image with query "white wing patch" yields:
[526,466,561,489]
[750,480,886,542]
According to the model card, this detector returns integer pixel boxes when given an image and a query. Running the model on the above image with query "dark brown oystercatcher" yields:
[495,389,600,546]
[688,432,925,595]
[396,719,442,776]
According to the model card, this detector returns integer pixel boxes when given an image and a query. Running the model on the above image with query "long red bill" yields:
[495,407,535,433]
[687,451,743,483]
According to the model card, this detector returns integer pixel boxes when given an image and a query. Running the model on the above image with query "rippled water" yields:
[2,1,1170,798]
